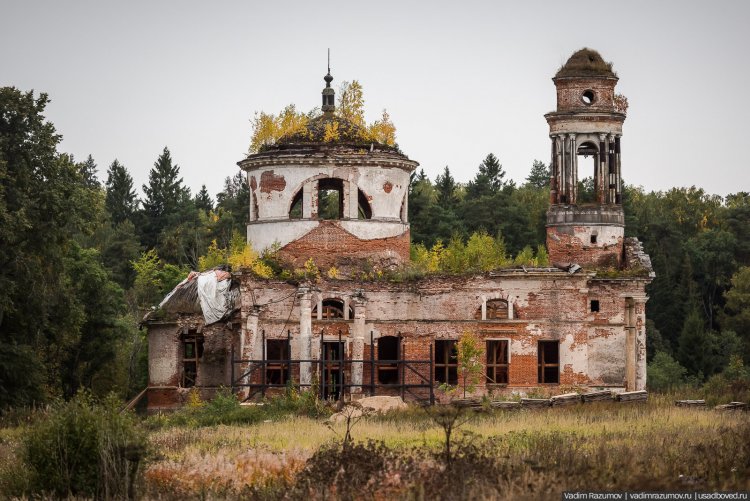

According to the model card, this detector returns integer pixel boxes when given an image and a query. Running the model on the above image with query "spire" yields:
[322,48,335,114]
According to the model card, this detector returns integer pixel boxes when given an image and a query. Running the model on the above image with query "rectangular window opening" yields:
[537,340,559,384]
[377,336,400,384]
[590,299,600,312]
[434,340,458,385]
[486,340,509,385]
[182,334,204,388]
[266,339,290,385]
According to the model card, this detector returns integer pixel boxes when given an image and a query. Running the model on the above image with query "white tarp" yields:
[197,272,231,324]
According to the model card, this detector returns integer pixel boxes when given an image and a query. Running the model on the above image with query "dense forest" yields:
[1,86,748,408]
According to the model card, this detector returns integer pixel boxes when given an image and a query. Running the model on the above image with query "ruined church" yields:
[145,49,653,410]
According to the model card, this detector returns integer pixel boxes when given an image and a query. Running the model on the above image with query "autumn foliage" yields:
[248,80,397,153]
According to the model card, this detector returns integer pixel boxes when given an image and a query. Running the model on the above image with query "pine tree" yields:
[467,153,506,198]
[105,159,138,224]
[78,154,100,189]
[525,160,550,189]
[435,166,457,207]
[195,184,214,213]
[141,147,188,249]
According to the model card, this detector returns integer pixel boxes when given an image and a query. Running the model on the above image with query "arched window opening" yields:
[377,336,400,384]
[289,189,303,219]
[313,298,353,320]
[357,188,372,220]
[486,299,509,320]
[400,193,407,223]
[577,142,598,204]
[318,178,344,220]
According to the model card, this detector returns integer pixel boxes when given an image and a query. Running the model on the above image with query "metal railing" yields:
[231,330,434,404]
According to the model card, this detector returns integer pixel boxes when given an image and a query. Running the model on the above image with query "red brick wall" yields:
[279,221,410,268]
[555,78,617,112]
[547,226,622,268]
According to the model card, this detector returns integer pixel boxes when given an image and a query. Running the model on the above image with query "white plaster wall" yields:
[249,164,410,221]
[246,220,409,252]
[148,326,179,386]
[570,225,624,249]
[247,220,318,252]
[587,328,626,385]
[560,330,589,379]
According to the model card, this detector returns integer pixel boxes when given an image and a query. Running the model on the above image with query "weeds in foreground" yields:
[139,397,750,500]
[0,391,146,499]
[146,387,332,429]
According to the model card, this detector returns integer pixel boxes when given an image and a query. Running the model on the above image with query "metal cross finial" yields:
[327,48,330,74]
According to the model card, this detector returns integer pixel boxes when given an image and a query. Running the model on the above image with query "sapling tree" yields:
[457,330,484,398]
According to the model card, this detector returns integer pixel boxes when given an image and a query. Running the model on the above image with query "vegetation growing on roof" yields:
[555,48,616,78]
[248,80,397,153]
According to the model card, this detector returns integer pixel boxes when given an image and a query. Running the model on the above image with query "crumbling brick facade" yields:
[145,48,652,411]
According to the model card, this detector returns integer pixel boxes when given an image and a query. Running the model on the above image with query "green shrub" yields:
[647,351,687,391]
[148,387,332,429]
[22,391,146,498]
[703,355,750,405]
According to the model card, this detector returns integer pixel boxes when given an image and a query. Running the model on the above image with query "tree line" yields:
[1,86,748,408]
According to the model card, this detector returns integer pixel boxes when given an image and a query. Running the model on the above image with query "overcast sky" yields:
[2,0,749,199]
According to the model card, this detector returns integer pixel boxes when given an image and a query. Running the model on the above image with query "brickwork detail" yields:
[547,227,622,267]
[259,170,286,193]
[279,221,410,269]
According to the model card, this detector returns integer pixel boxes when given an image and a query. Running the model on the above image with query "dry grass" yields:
[142,395,749,499]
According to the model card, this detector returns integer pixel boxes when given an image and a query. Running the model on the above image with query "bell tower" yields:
[545,48,626,268]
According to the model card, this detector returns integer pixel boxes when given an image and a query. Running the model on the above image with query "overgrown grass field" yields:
[1,393,748,500]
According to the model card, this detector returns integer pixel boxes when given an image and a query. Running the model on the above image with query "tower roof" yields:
[555,48,616,79]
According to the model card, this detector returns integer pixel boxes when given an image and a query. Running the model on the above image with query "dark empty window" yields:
[435,340,458,385]
[537,340,559,384]
[377,336,399,384]
[289,189,303,219]
[582,90,595,105]
[265,339,289,385]
[358,189,372,220]
[486,299,509,320]
[182,335,204,388]
[590,234,597,244]
[590,300,600,312]
[318,178,344,220]
[486,340,509,384]
[313,299,353,320]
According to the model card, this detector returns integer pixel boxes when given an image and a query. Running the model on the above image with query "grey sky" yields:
[2,0,748,199]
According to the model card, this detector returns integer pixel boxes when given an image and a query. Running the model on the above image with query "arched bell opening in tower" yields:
[577,141,599,205]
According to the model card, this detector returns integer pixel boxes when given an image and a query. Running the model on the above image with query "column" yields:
[560,135,567,203]
[350,293,366,394]
[241,306,261,399]
[550,136,558,204]
[607,134,619,204]
[633,294,648,390]
[298,287,312,387]
[303,181,315,219]
[597,134,606,204]
[615,135,622,204]
[347,180,359,219]
[569,133,577,204]
[625,298,636,391]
